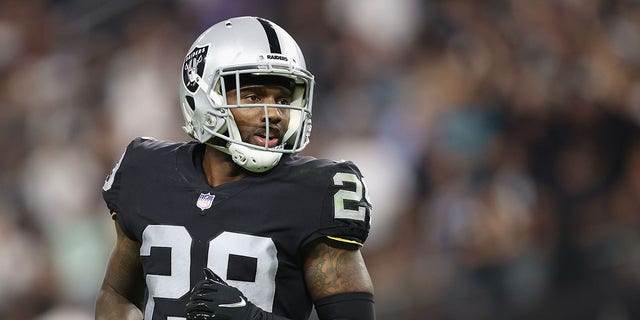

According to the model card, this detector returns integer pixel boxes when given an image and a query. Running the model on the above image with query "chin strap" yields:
[205,141,282,173]
[228,142,283,173]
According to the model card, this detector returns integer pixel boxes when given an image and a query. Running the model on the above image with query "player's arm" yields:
[95,220,145,320]
[304,240,375,320]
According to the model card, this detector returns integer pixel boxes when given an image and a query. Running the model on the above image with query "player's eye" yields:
[243,94,261,103]
[276,97,291,105]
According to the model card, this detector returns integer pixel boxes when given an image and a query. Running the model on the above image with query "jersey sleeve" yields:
[102,149,127,216]
[101,137,151,240]
[303,161,372,250]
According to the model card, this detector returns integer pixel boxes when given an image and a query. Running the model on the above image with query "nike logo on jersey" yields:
[219,296,247,308]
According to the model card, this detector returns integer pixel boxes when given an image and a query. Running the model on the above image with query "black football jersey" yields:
[102,137,372,320]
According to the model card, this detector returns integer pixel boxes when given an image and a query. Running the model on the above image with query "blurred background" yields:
[1,0,640,319]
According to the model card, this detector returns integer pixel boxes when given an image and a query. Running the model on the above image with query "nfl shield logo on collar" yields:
[196,192,215,211]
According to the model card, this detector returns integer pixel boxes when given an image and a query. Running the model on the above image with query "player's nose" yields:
[261,97,284,125]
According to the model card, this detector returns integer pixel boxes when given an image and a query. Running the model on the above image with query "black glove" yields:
[186,268,262,320]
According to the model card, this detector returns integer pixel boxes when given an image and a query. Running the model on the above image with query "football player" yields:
[95,16,375,320]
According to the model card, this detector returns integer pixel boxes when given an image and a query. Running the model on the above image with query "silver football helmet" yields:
[180,16,315,172]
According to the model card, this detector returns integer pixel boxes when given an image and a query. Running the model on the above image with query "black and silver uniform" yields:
[102,137,372,320]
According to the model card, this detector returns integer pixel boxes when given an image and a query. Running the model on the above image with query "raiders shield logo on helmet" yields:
[183,45,209,93]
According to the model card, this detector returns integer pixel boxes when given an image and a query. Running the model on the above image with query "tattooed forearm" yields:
[303,241,374,300]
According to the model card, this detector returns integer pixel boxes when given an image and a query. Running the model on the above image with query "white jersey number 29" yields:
[140,226,278,320]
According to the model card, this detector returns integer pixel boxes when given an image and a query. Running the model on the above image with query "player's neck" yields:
[202,146,247,187]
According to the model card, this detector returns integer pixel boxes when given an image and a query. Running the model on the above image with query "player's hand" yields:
[186,268,260,320]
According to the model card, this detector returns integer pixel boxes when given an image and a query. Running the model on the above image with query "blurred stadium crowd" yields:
[1,0,639,319]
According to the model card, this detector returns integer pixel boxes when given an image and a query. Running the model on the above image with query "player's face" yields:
[226,85,292,148]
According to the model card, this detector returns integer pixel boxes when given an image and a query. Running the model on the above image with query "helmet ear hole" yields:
[185,96,196,110]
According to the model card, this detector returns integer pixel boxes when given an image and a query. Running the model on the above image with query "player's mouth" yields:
[254,134,280,148]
